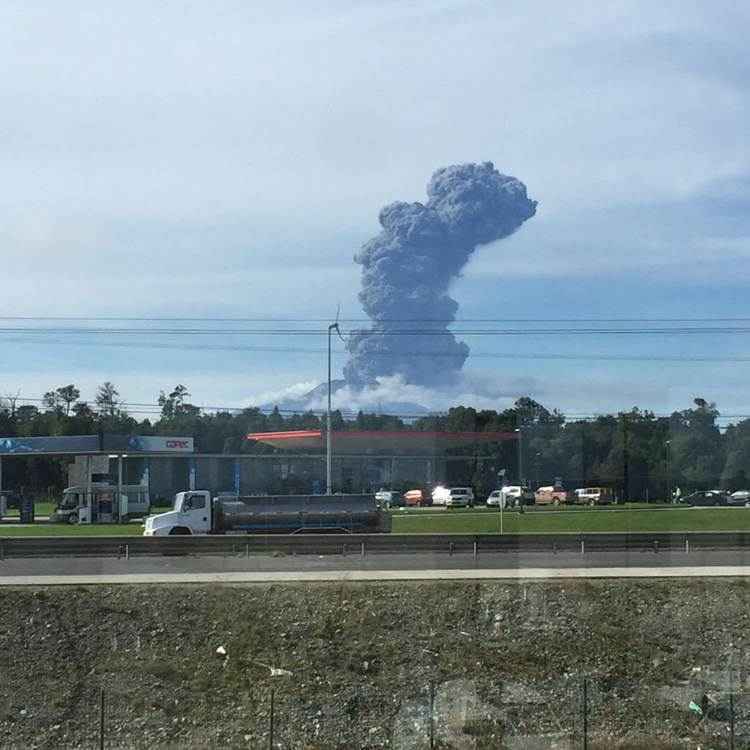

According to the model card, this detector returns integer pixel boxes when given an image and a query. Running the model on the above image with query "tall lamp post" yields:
[326,322,340,495]
[515,426,523,488]
[665,439,672,503]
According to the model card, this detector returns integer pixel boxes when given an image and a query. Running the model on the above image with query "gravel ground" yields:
[1,579,750,748]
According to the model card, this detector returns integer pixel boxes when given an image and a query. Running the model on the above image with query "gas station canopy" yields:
[246,429,517,455]
[0,434,194,456]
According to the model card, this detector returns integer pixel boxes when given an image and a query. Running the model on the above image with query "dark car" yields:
[374,490,404,508]
[684,490,728,507]
[0,492,23,510]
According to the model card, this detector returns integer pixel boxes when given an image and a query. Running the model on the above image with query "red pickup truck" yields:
[534,486,571,505]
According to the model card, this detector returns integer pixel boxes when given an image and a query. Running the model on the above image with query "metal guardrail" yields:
[1,532,750,560]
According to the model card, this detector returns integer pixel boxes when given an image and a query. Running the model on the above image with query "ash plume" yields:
[344,161,537,388]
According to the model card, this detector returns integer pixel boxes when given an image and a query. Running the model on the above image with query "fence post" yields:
[580,540,585,556]
[729,691,735,750]
[429,681,435,749]
[125,544,129,561]
[360,540,366,560]
[268,688,275,750]
[99,687,105,750]
[685,537,690,554]
[582,677,588,750]
[473,537,478,561]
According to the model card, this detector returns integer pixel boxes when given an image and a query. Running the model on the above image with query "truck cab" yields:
[143,490,212,535]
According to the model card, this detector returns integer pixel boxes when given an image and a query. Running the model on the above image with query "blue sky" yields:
[1,1,749,419]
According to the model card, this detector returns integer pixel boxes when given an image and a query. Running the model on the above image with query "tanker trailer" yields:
[143,490,391,535]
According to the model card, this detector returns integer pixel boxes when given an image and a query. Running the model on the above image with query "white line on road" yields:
[2,566,750,586]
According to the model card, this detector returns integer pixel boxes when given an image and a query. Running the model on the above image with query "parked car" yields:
[729,490,750,506]
[684,490,728,507]
[486,490,508,508]
[573,487,614,506]
[534,486,571,505]
[498,485,534,507]
[403,489,429,507]
[432,486,474,507]
[375,490,403,508]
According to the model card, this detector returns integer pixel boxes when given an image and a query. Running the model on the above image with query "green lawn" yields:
[391,507,750,534]
[2,501,56,518]
[2,506,750,537]
[0,523,145,537]
[3,502,173,519]
[390,501,671,515]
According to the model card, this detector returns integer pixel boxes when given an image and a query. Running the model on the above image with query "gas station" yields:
[0,434,194,523]
[0,428,518,523]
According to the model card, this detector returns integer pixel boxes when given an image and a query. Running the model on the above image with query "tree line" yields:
[0,384,746,499]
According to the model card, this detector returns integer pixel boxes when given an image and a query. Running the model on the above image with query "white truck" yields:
[431,486,475,507]
[51,483,150,524]
[143,490,391,535]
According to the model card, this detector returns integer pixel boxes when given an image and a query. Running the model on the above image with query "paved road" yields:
[2,565,750,586]
[2,547,750,585]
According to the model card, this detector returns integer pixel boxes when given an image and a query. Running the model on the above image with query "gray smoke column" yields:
[344,161,537,388]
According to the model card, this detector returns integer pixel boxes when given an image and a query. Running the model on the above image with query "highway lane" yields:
[2,547,750,583]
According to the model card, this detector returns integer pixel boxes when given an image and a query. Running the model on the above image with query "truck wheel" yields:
[589,499,596,507]
[67,514,78,525]
[553,498,560,506]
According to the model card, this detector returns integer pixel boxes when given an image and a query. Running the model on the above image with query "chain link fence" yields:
[5,677,750,748]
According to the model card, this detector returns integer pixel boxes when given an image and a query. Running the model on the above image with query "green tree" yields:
[56,385,80,416]
[42,390,63,414]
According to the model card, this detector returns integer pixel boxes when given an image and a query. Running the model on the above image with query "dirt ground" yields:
[1,578,749,749]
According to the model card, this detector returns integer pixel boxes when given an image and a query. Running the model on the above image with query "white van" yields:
[432,486,474,507]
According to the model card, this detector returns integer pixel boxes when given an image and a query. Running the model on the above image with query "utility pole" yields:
[326,321,340,495]
[581,422,587,486]
[621,414,630,503]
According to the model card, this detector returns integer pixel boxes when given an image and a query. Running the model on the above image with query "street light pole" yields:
[516,426,523,486]
[326,322,339,495]
[665,439,672,503]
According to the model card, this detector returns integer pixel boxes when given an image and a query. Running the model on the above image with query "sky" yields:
[1,0,749,420]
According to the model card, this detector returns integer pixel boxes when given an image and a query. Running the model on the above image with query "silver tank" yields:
[214,494,391,533]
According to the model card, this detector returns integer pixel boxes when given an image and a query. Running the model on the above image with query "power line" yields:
[4,334,750,363]
[4,315,750,323]
[3,325,750,336]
